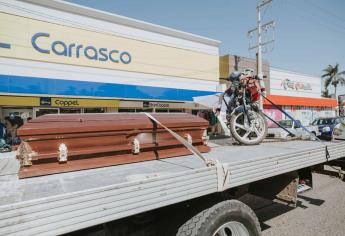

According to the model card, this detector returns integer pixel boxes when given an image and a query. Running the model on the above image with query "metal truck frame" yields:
[0,139,344,236]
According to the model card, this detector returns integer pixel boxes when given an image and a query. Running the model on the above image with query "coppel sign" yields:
[53,99,80,107]
[31,32,132,64]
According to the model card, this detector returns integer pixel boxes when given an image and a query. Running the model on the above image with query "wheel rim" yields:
[212,221,250,236]
[233,111,266,143]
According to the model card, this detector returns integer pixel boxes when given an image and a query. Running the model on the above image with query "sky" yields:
[66,0,345,95]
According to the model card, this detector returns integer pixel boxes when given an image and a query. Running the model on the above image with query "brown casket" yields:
[16,113,210,178]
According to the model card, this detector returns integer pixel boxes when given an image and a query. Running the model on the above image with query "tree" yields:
[322,63,345,101]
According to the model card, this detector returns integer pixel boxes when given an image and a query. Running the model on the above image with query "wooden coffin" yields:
[16,113,210,178]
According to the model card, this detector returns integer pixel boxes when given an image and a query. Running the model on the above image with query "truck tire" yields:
[176,200,261,236]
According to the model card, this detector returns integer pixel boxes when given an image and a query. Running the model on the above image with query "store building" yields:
[219,54,337,125]
[0,0,220,121]
[265,68,336,125]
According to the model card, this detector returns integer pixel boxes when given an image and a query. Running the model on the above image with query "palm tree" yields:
[322,63,345,101]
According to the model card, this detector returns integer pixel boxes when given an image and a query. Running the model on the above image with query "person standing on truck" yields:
[210,109,220,136]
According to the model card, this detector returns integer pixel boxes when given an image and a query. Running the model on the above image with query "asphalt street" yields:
[249,173,345,236]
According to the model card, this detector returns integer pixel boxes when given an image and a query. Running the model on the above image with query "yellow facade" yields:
[219,55,230,79]
[0,12,219,81]
[0,96,119,108]
[0,96,39,106]
[51,98,119,108]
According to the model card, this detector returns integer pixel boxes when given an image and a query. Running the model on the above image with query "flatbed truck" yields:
[0,139,344,236]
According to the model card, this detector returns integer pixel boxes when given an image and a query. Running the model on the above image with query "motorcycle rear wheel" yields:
[229,111,268,145]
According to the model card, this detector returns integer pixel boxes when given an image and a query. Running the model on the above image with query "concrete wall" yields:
[219,54,270,93]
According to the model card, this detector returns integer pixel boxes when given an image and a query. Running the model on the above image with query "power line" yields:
[299,0,345,32]
[280,0,345,36]
[303,0,345,24]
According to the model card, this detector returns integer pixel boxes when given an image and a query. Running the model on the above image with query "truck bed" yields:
[0,140,344,236]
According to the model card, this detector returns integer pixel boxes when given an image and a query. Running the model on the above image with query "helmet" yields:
[227,71,241,82]
[243,68,254,77]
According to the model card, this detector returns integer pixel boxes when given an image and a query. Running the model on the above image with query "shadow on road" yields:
[298,195,325,206]
[254,201,293,231]
[240,193,326,231]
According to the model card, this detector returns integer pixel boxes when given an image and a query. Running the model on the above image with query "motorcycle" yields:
[221,70,268,145]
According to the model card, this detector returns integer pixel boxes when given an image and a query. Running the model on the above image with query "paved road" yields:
[251,173,345,236]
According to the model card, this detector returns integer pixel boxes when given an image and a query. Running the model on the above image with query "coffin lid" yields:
[18,113,209,136]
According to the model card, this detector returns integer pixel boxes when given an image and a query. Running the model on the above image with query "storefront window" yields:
[84,108,105,113]
[35,108,59,118]
[135,108,153,113]
[3,108,33,122]
[119,108,136,112]
[155,109,169,113]
[60,108,82,114]
[192,110,199,115]
[169,109,184,113]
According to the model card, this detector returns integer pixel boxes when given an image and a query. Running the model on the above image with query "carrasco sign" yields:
[31,32,132,64]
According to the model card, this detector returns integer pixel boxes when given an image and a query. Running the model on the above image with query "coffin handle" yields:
[202,129,209,145]
[16,142,37,167]
[132,138,140,154]
[58,143,68,163]
[184,133,193,145]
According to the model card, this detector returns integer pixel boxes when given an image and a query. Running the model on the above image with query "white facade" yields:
[266,68,335,126]
[270,68,321,98]
[1,0,220,55]
[0,0,222,121]
[0,0,221,101]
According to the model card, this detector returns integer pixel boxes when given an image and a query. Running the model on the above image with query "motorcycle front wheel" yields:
[229,110,268,145]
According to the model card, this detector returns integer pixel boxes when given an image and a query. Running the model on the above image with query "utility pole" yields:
[248,0,275,109]
[338,94,345,117]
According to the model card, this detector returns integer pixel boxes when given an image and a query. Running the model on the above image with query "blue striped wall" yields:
[0,74,216,101]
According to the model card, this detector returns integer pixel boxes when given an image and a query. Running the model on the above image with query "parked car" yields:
[267,120,319,140]
[311,117,345,140]
[333,121,345,140]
